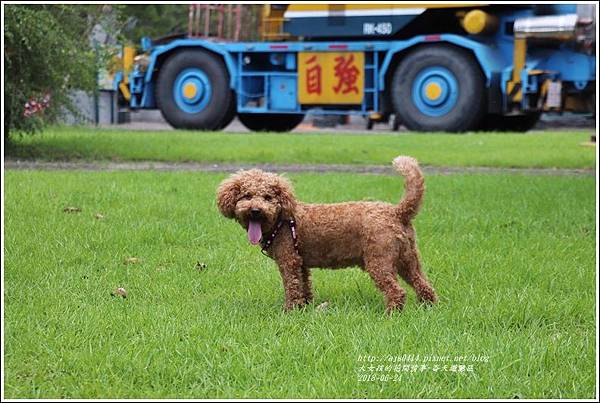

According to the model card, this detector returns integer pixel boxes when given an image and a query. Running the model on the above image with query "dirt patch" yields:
[4,159,595,176]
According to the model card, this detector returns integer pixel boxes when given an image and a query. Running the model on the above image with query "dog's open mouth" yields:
[247,220,262,245]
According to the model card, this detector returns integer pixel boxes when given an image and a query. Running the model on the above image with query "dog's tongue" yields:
[247,220,262,245]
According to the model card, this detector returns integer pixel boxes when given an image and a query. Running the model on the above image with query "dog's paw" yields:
[283,299,309,312]
[417,289,438,305]
[385,303,405,315]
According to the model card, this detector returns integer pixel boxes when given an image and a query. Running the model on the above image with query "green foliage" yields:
[116,4,189,45]
[3,5,103,140]
[116,4,263,45]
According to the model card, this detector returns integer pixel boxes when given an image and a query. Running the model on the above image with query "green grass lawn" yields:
[3,170,595,398]
[6,126,596,169]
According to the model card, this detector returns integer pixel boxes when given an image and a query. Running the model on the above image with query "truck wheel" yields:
[216,91,237,130]
[238,113,304,132]
[391,45,485,132]
[479,113,541,132]
[391,114,401,131]
[156,50,232,130]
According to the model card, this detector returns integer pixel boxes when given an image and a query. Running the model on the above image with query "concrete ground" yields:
[103,109,595,133]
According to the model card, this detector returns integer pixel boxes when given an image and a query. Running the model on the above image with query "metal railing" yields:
[188,4,264,41]
[188,4,243,40]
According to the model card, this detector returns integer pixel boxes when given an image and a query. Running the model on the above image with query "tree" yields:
[117,4,189,45]
[3,4,265,147]
[117,4,263,46]
[3,5,104,144]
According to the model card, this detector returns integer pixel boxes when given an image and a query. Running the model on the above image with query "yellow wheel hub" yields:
[183,83,198,99]
[425,82,442,100]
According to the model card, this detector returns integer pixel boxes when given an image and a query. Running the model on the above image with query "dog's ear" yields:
[216,175,241,218]
[274,175,297,220]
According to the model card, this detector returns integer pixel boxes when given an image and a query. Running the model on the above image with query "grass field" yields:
[3,169,596,398]
[6,126,595,169]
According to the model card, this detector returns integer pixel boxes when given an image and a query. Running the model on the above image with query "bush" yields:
[3,5,103,143]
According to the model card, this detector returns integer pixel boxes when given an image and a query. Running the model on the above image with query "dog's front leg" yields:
[270,230,307,311]
[275,253,307,311]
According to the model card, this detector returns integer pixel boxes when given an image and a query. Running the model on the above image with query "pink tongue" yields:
[247,220,262,245]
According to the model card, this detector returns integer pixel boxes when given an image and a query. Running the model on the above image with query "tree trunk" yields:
[4,104,11,153]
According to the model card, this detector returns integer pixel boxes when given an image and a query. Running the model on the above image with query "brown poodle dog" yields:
[216,156,437,313]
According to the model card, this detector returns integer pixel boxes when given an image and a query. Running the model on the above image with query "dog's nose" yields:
[250,208,262,219]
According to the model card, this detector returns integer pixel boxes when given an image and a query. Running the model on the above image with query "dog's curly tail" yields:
[393,156,425,223]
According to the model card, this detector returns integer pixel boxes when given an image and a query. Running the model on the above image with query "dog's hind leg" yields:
[301,266,313,304]
[364,254,407,313]
[397,247,437,305]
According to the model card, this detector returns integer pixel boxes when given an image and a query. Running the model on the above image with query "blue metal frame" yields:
[124,26,595,117]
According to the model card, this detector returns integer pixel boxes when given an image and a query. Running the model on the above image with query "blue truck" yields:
[114,3,596,132]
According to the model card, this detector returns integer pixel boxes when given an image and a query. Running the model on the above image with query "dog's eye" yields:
[239,194,252,201]
[264,195,272,201]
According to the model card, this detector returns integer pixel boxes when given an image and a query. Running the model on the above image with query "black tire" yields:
[391,114,401,131]
[216,91,237,130]
[479,113,541,132]
[156,50,232,130]
[238,113,304,132]
[391,45,486,132]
